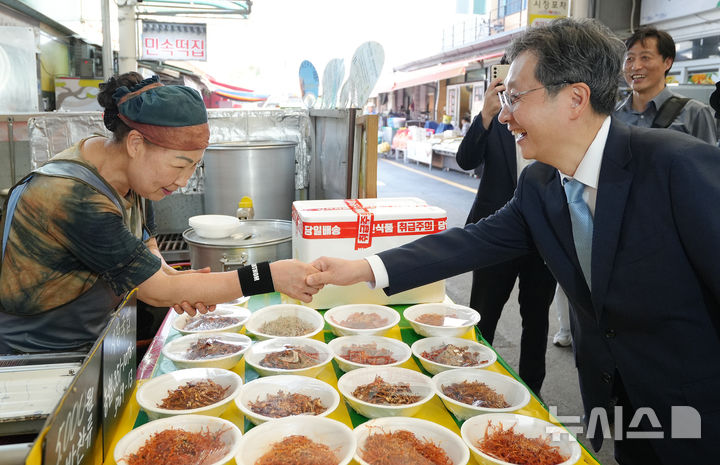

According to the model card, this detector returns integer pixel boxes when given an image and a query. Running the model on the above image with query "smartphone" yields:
[491,64,510,82]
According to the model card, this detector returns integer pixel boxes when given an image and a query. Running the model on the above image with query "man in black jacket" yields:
[455,75,556,395]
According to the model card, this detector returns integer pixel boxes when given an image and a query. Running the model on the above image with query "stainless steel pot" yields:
[202,141,298,220]
[183,219,291,272]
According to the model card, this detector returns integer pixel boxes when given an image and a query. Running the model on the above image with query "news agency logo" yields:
[547,406,702,440]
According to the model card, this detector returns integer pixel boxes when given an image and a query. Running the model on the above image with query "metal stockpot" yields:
[202,141,298,220]
[183,219,292,272]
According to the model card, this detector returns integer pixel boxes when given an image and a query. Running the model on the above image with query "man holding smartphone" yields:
[453,60,556,396]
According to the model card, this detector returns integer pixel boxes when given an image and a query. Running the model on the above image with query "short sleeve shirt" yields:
[0,139,161,315]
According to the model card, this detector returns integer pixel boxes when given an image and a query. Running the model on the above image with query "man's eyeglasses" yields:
[498,81,573,113]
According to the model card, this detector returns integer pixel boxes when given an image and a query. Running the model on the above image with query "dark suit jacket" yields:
[456,113,517,224]
[379,118,720,459]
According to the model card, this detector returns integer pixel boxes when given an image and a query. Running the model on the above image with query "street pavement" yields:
[377,155,618,465]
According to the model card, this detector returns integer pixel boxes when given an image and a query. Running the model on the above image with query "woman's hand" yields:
[270,259,324,303]
[166,266,217,316]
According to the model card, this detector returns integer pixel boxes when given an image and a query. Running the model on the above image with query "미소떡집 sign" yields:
[142,21,207,61]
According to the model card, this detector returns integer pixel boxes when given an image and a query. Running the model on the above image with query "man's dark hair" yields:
[624,26,676,65]
[506,18,625,115]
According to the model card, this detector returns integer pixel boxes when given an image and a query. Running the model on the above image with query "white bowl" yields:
[432,369,531,420]
[245,304,324,340]
[235,375,340,425]
[404,303,480,337]
[324,304,400,337]
[172,304,251,335]
[461,413,582,465]
[235,416,356,465]
[354,417,470,465]
[136,367,242,420]
[114,414,242,465]
[162,332,252,370]
[188,214,240,238]
[244,337,333,377]
[327,335,412,372]
[336,366,434,419]
[411,336,497,375]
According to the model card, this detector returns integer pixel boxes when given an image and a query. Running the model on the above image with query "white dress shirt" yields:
[365,116,612,289]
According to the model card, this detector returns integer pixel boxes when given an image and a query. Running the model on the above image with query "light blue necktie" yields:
[564,178,593,287]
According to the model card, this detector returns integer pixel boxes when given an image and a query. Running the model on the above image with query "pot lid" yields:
[207,140,297,150]
[183,219,291,247]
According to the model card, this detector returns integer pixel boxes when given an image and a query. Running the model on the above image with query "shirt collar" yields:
[559,116,611,189]
[621,86,672,113]
[650,86,673,110]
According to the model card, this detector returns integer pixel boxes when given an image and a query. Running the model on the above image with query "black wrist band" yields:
[237,261,275,296]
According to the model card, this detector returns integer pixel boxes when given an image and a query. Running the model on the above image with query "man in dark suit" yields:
[308,18,720,464]
[456,74,556,395]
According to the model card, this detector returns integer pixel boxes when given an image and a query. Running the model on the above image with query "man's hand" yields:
[307,257,374,287]
[270,259,324,303]
[481,77,505,129]
[167,266,217,316]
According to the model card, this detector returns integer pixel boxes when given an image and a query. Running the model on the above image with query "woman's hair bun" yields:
[98,72,143,133]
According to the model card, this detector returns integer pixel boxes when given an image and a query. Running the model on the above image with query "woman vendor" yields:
[0,73,321,354]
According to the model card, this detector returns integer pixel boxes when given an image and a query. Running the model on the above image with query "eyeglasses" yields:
[498,81,573,113]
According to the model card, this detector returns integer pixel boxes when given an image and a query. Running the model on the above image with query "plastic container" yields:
[236,196,255,220]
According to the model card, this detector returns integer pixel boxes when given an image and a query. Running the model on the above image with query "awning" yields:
[383,51,505,92]
[391,60,470,91]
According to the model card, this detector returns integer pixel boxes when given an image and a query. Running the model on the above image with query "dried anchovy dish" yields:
[185,337,247,360]
[441,380,510,408]
[359,430,453,465]
[259,345,321,369]
[158,379,230,410]
[248,390,327,418]
[184,315,242,332]
[478,422,568,465]
[332,312,388,329]
[352,375,422,405]
[255,435,339,465]
[259,315,314,337]
[421,343,487,367]
[124,427,230,465]
[339,343,398,365]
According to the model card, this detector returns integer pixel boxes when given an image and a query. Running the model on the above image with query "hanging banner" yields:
[527,0,569,27]
[141,21,207,61]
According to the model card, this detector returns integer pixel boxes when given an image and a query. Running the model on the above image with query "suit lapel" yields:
[591,120,633,315]
[544,170,577,264]
[543,168,594,310]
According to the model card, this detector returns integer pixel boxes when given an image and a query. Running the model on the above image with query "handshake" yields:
[270,257,376,303]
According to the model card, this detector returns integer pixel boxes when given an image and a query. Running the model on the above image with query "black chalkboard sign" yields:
[43,343,102,465]
[101,294,137,455]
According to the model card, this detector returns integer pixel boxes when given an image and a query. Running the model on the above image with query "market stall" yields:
[92,292,601,465]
